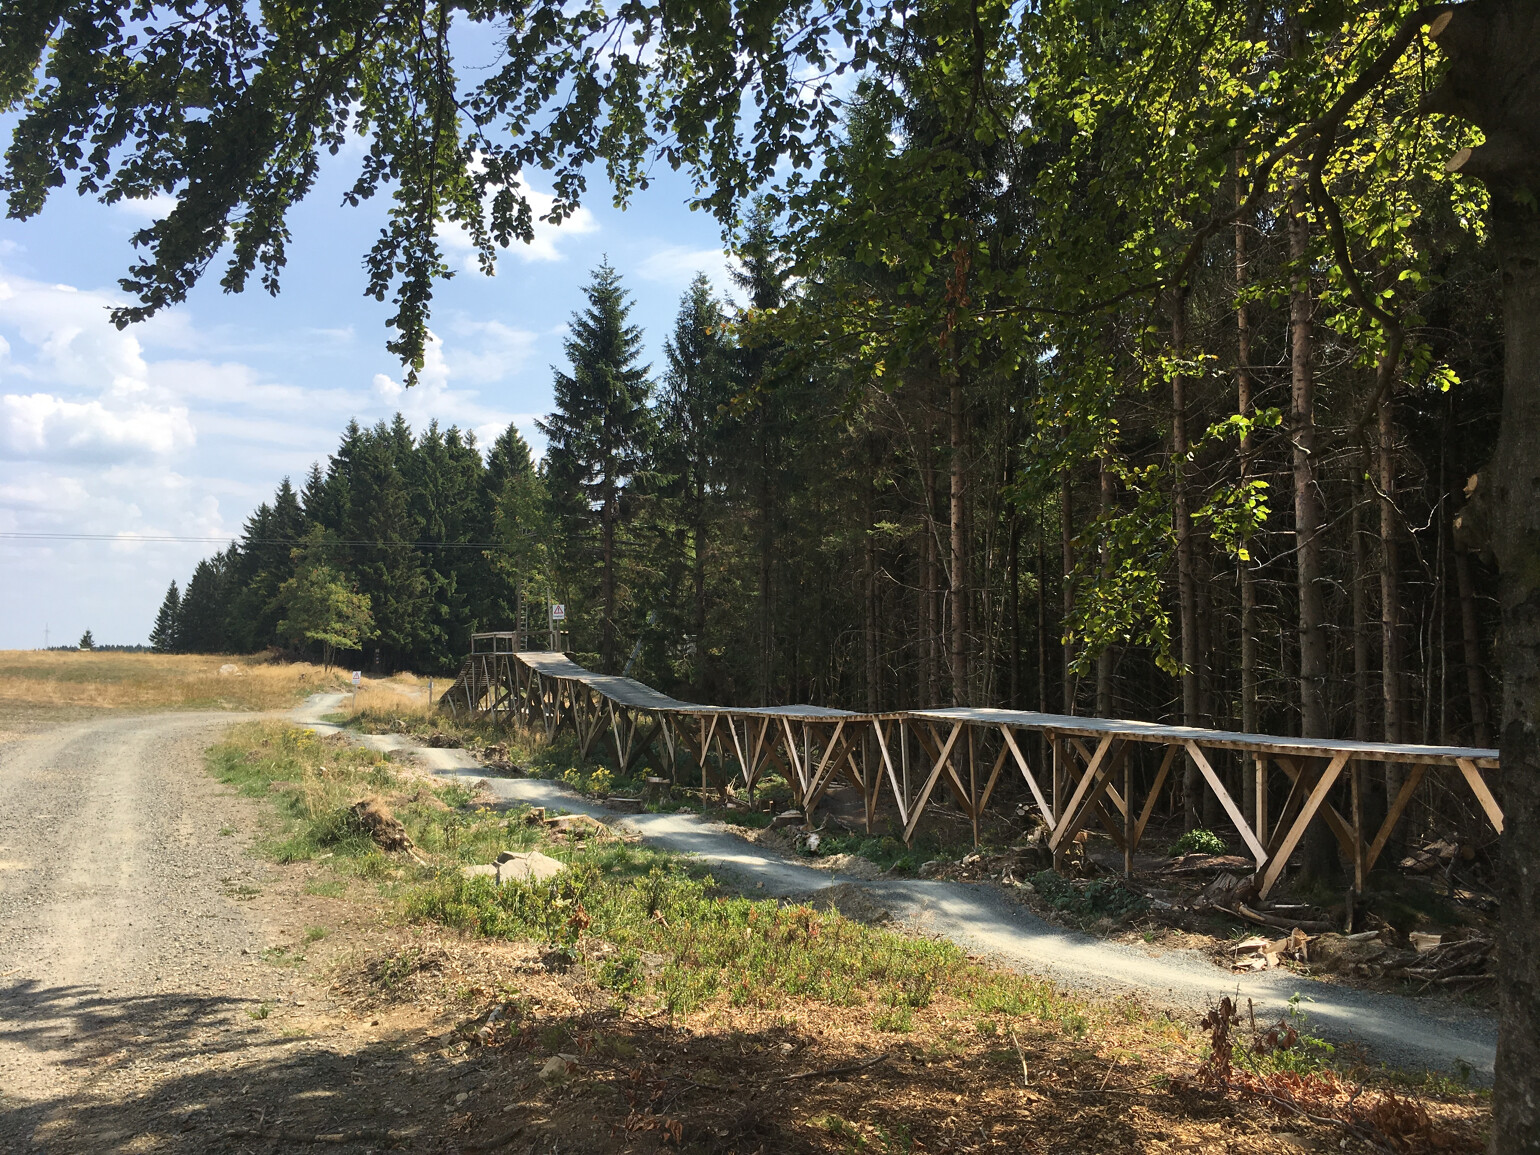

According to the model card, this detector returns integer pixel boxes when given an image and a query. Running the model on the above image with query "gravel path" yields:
[296,693,1499,1081]
[0,712,456,1154]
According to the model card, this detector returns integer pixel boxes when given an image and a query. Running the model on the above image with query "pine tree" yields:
[150,581,181,652]
[180,554,232,652]
[537,261,654,671]
[77,629,95,650]
[347,419,435,670]
[657,273,735,696]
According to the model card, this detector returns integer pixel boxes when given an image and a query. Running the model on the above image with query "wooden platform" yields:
[440,635,1502,898]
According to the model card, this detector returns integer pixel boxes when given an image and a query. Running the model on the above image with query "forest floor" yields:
[0,690,1495,1153]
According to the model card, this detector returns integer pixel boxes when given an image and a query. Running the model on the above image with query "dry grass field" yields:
[0,650,351,723]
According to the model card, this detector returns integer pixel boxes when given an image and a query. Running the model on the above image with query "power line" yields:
[0,531,516,550]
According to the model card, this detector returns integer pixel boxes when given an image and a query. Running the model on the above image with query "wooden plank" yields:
[1258,751,1352,898]
[1049,735,1114,852]
[1183,741,1268,865]
[1456,757,1505,834]
[1050,750,1124,854]
[927,722,975,816]
[902,722,964,843]
[1255,755,1269,843]
[1364,764,1427,873]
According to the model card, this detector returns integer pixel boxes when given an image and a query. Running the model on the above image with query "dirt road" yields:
[0,713,467,1154]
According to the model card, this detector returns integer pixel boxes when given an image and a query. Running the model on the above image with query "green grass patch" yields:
[1030,870,1150,923]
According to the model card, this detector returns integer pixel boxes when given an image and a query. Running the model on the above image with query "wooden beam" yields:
[1133,745,1178,849]
[1049,736,1114,852]
[1456,757,1505,834]
[902,722,964,843]
[873,720,910,827]
[1272,755,1361,863]
[1000,725,1054,826]
[1364,764,1427,873]
[1182,741,1268,865]
[1257,751,1352,898]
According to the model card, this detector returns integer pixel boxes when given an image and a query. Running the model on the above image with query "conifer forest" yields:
[14,0,1538,1145]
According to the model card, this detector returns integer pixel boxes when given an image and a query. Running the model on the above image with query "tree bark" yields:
[1455,542,1491,747]
[1378,387,1406,852]
[1288,181,1334,880]
[1097,455,1114,718]
[1351,479,1372,742]
[601,492,616,672]
[1061,474,1075,715]
[1237,170,1260,831]
[1172,286,1202,828]
[921,397,940,706]
[949,370,970,706]
[1434,2,1540,1138]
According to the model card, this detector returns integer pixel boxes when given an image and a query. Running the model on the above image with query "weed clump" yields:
[1030,870,1150,922]
[1168,828,1229,857]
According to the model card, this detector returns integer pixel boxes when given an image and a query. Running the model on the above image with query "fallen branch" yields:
[1225,904,1335,934]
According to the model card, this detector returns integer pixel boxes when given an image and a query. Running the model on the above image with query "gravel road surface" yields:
[296,693,1500,1081]
[0,712,453,1154]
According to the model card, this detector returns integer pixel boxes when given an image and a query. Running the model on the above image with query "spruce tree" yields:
[179,555,231,652]
[537,261,653,671]
[657,274,735,696]
[347,420,435,670]
[150,581,181,652]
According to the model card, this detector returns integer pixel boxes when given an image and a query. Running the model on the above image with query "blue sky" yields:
[0,139,735,649]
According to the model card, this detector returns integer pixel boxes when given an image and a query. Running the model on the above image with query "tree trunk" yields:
[1377,388,1406,856]
[1435,2,1540,1136]
[949,370,970,706]
[1172,286,1202,828]
[1237,171,1259,830]
[1061,474,1075,715]
[864,443,881,713]
[1454,543,1491,747]
[693,502,708,700]
[1351,479,1372,742]
[1097,455,1114,718]
[1288,181,1335,880]
[921,399,940,706]
[602,492,617,672]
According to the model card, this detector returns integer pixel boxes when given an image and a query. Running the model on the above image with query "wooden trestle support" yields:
[442,634,1502,898]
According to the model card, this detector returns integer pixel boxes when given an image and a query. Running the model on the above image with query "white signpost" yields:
[550,604,566,621]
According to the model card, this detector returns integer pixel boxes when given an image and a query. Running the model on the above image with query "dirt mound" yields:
[793,883,891,924]
[349,797,420,858]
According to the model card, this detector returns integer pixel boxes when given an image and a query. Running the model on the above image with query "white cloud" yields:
[445,319,537,384]
[112,191,180,221]
[637,244,731,289]
[0,275,150,394]
[0,393,194,461]
[438,172,598,270]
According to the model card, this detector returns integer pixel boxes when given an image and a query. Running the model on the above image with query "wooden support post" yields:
[1182,741,1268,865]
[1124,753,1134,877]
[1364,764,1426,873]
[1257,751,1352,898]
[1456,757,1505,834]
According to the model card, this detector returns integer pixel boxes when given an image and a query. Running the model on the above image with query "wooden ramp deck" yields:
[441,634,1501,898]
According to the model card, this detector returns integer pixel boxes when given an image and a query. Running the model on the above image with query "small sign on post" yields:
[351,670,362,687]
[550,604,566,621]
